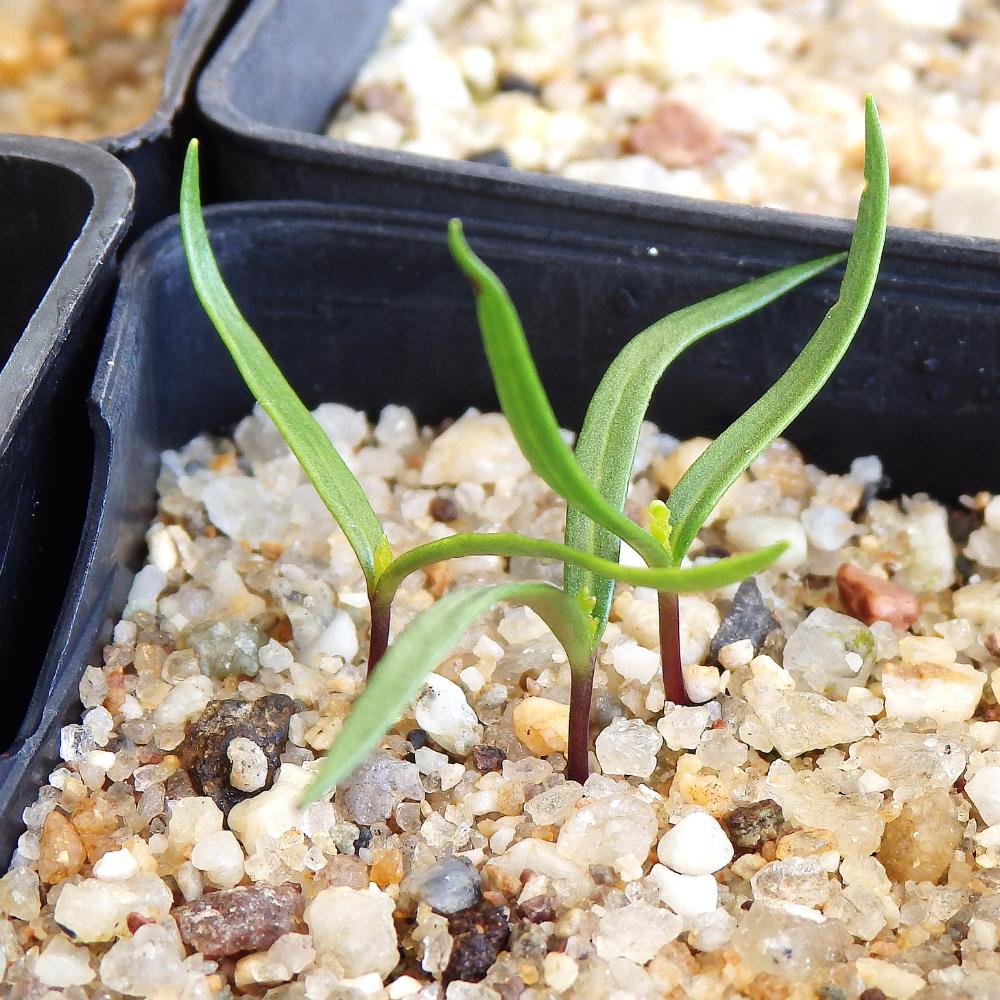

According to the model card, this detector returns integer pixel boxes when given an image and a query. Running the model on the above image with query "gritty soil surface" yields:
[4,404,1000,999]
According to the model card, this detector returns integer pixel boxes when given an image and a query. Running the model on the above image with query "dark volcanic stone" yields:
[471,745,507,773]
[174,883,303,958]
[177,694,295,815]
[722,799,785,851]
[709,577,777,663]
[444,904,511,983]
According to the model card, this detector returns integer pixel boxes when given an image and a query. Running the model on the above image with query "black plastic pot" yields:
[1,199,998,865]
[0,135,134,768]
[196,0,1000,264]
[97,0,245,232]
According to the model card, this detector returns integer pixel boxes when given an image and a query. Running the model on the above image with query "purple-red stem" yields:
[567,662,596,784]
[658,591,689,706]
[367,596,390,675]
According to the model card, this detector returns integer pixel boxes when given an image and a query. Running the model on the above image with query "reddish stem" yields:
[658,591,689,706]
[567,662,595,784]
[367,597,390,676]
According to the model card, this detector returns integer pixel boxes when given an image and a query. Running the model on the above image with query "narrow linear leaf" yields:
[666,95,889,563]
[566,249,844,636]
[375,531,787,607]
[447,220,666,569]
[179,140,390,585]
[302,582,593,804]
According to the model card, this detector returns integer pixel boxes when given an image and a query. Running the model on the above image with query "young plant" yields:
[178,141,794,798]
[450,94,888,709]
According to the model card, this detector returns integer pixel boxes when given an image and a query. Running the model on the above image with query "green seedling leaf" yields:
[565,250,844,639]
[447,220,667,570]
[303,582,594,804]
[665,96,888,563]
[373,530,787,609]
[179,140,389,586]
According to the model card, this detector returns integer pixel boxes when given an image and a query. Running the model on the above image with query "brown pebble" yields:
[177,694,295,815]
[516,895,555,923]
[444,904,511,984]
[878,788,963,884]
[472,745,507,773]
[626,101,722,168]
[174,883,303,958]
[70,792,121,863]
[424,561,454,599]
[721,799,784,851]
[859,990,888,1000]
[37,811,86,884]
[837,562,920,629]
[429,495,459,523]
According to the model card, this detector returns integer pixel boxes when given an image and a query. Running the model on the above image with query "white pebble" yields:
[657,811,734,875]
[228,737,269,793]
[595,718,662,778]
[93,848,138,882]
[966,766,1000,826]
[725,515,807,571]
[305,886,399,978]
[649,863,719,918]
[34,936,94,987]
[610,641,660,684]
[413,674,481,755]
[190,829,245,888]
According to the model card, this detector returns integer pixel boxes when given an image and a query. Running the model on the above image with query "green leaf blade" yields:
[302,582,593,804]
[565,250,845,635]
[179,140,388,586]
[375,530,788,608]
[665,95,889,562]
[447,220,667,570]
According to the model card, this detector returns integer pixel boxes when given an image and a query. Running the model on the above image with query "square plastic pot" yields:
[96,0,246,232]
[195,0,1000,270]
[0,135,134,764]
[1,200,997,866]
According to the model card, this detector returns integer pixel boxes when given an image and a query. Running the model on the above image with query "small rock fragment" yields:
[342,751,425,825]
[0,866,40,920]
[657,704,713,751]
[964,766,1000,825]
[881,660,986,725]
[174,883,303,958]
[595,718,662,777]
[227,736,270,793]
[593,900,682,963]
[38,810,86,884]
[471,745,506,773]
[177,694,295,814]
[743,680,874,758]
[731,902,849,980]
[306,885,399,979]
[626,101,722,168]
[557,794,657,867]
[185,618,265,678]
[512,697,569,755]
[782,607,876,697]
[402,856,481,915]
[657,811,734,875]
[227,763,311,855]
[517,895,555,923]
[421,411,530,486]
[414,674,482,755]
[722,799,785,851]
[837,563,920,629]
[444,904,511,983]
[54,872,173,942]
[34,935,94,988]
[877,789,963,884]
[99,923,187,995]
[725,515,807,571]
[710,578,776,663]
[190,829,246,888]
[649,864,718,918]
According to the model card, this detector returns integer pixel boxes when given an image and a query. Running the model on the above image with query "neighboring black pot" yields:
[0,136,133,766]
[195,0,1000,268]
[97,0,245,232]
[2,199,999,865]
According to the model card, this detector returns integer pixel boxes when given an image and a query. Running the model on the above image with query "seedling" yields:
[179,143,792,798]
[450,94,888,712]
[177,94,886,802]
